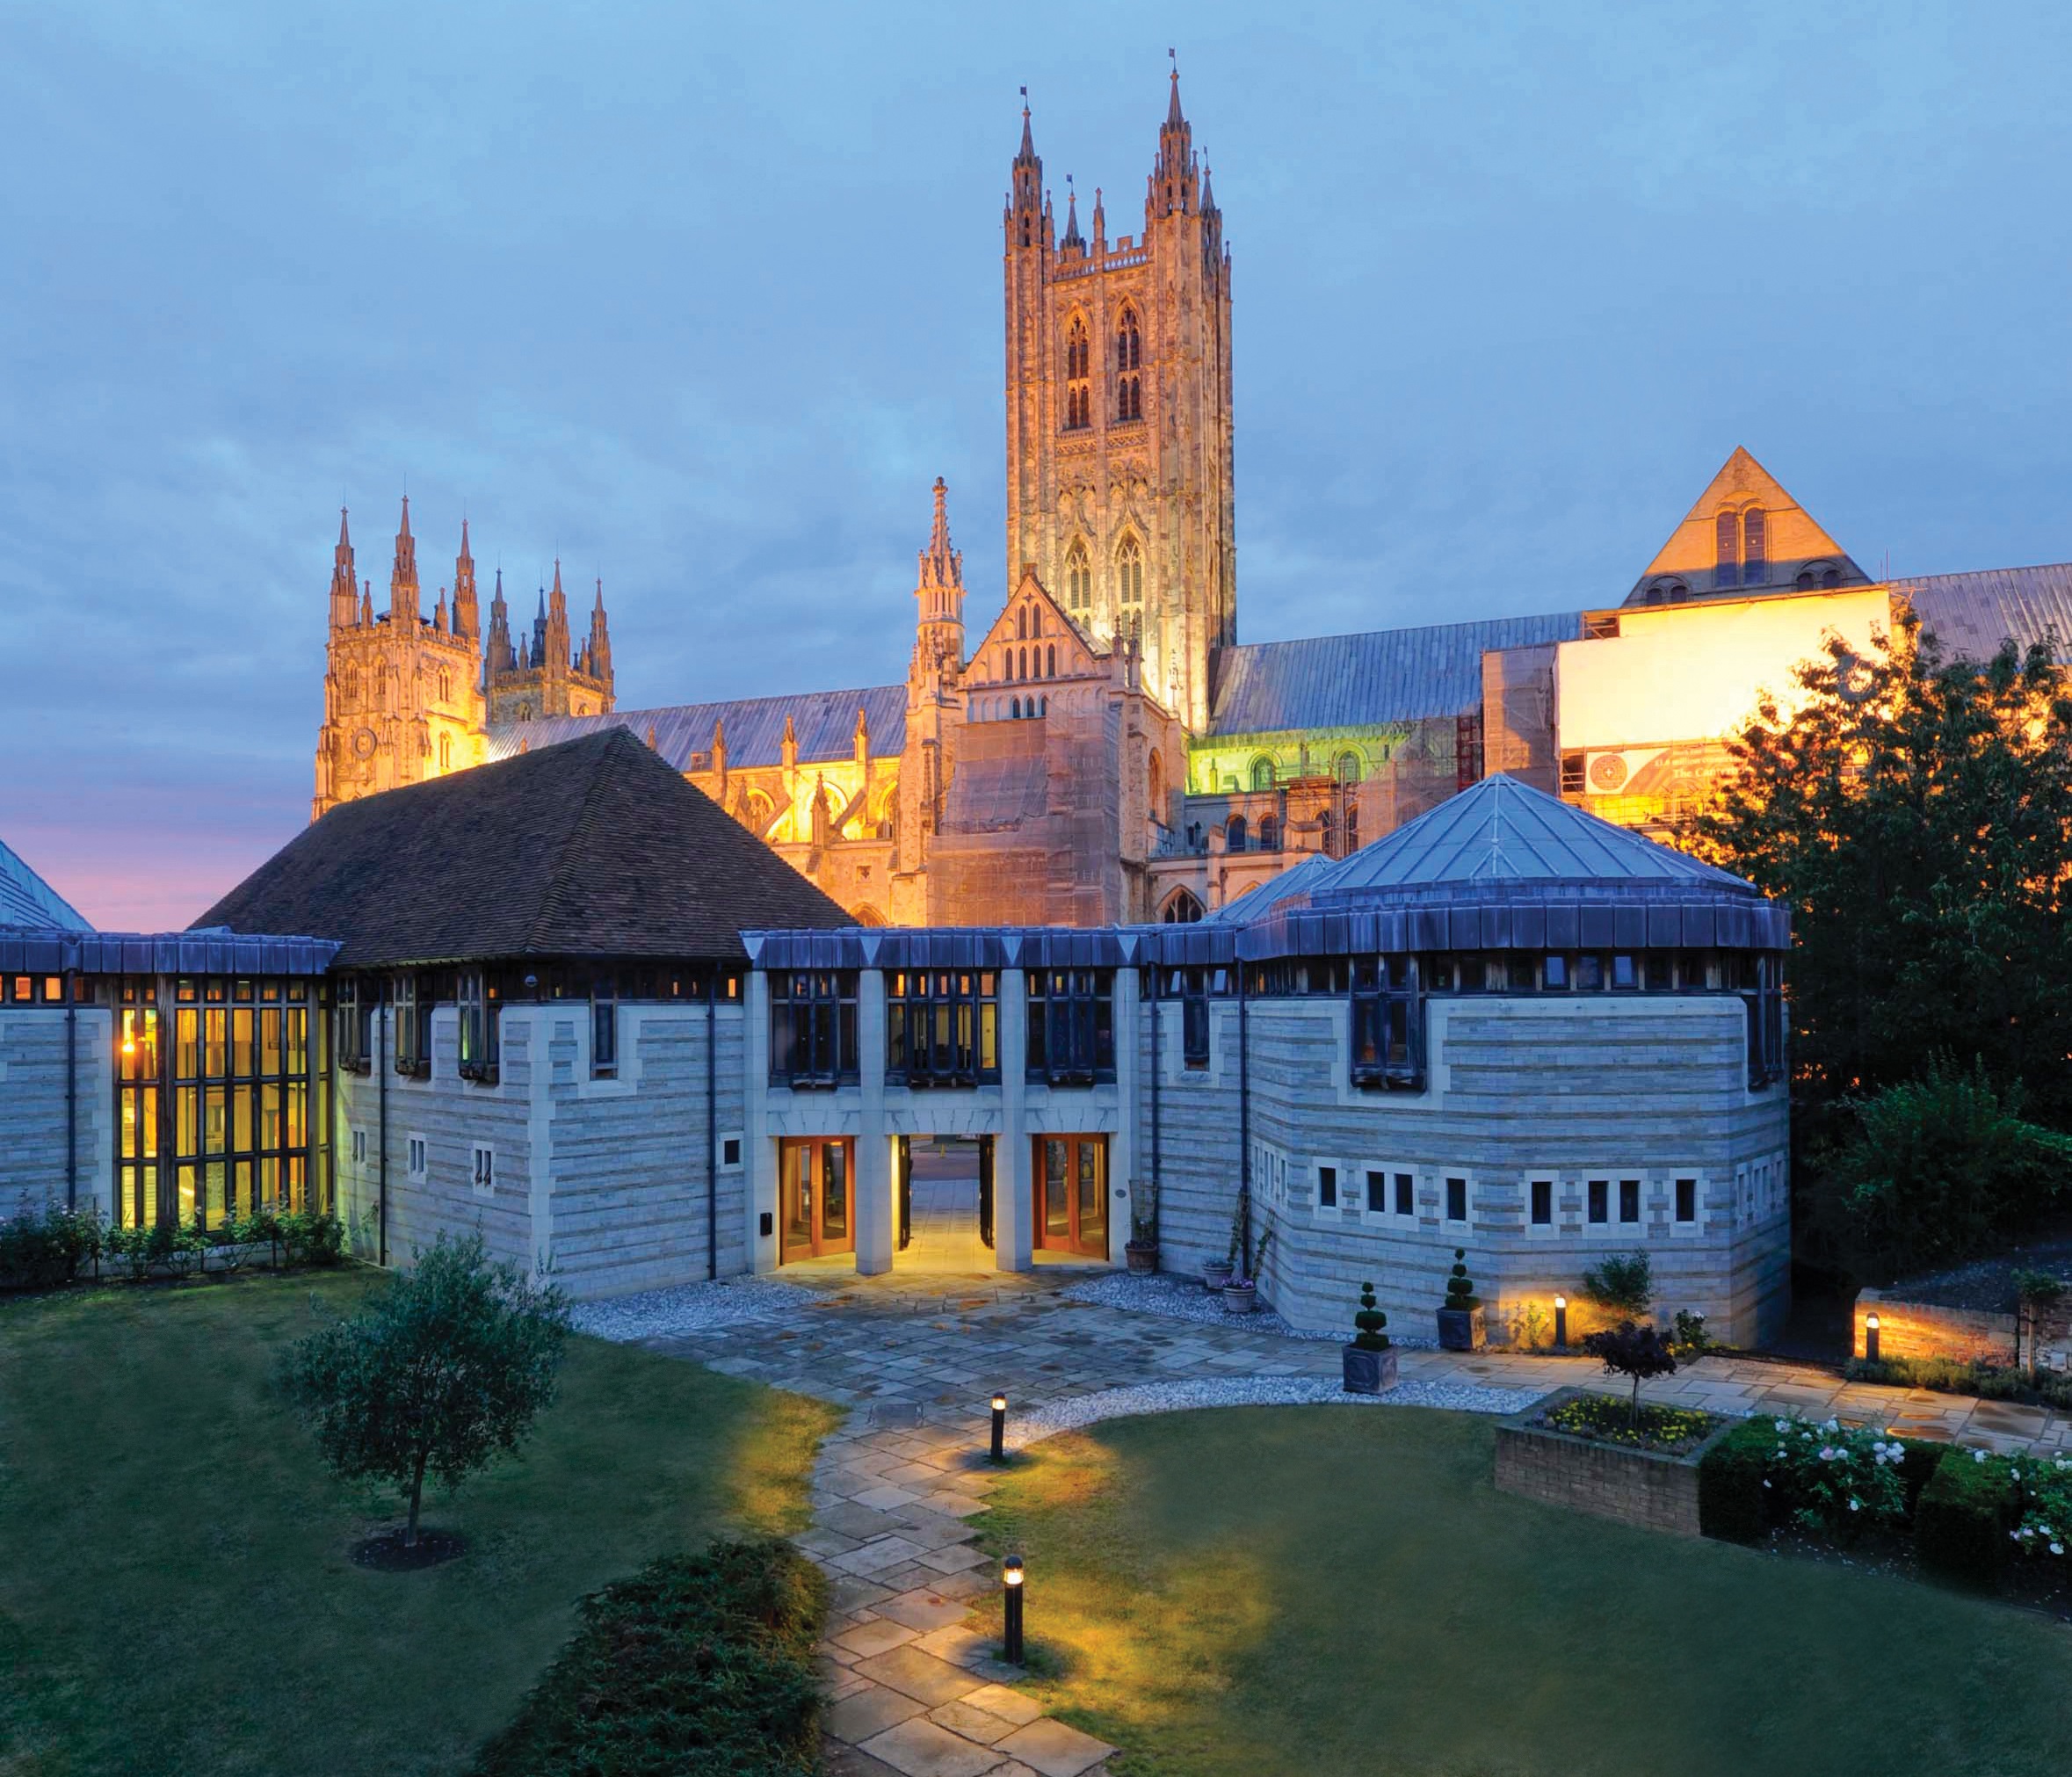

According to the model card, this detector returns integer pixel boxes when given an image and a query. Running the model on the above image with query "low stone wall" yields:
[1855,1290,2016,1366]
[1495,1391,1733,1538]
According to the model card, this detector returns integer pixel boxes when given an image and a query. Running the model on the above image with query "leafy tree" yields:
[280,1233,572,1547]
[1580,1320,1678,1428]
[1689,614,2072,1136]
[1824,1055,2072,1284]
[1580,1250,1652,1321]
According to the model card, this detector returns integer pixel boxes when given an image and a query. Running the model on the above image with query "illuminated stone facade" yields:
[313,501,489,819]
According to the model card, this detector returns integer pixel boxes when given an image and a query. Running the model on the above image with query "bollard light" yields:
[989,1393,1008,1463]
[1865,1312,1880,1363]
[1554,1294,1568,1349]
[1003,1555,1025,1665]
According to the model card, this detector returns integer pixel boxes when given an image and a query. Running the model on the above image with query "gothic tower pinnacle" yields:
[390,494,420,626]
[330,506,358,629]
[453,518,478,642]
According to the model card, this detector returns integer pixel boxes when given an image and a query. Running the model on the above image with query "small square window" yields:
[1611,954,1637,990]
[1395,1171,1415,1216]
[1575,954,1604,991]
[721,1135,743,1170]
[1543,955,1568,990]
[1366,1169,1387,1214]
[350,1128,366,1165]
[1530,1179,1553,1226]
[1644,954,1673,990]
[407,1135,427,1179]
[1318,1164,1337,1208]
[1445,1177,1467,1223]
[471,1144,496,1197]
[1619,1179,1641,1223]
[1588,1179,1608,1224]
[1675,1177,1698,1222]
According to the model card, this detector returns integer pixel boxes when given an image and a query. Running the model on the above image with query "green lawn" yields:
[975,1406,2072,1777]
[0,1271,835,1777]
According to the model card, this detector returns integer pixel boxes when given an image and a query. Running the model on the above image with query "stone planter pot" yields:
[1436,1304,1487,1352]
[1221,1281,1257,1314]
[1342,1342,1399,1395]
[1201,1259,1235,1292]
[1125,1242,1159,1275]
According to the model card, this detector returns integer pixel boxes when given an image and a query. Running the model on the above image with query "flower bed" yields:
[1495,1389,1738,1537]
[1531,1391,1722,1455]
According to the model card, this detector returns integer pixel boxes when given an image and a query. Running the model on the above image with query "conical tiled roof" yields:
[1303,773,1754,903]
[0,835,90,930]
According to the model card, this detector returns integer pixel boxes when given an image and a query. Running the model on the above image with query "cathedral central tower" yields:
[1003,68,1235,730]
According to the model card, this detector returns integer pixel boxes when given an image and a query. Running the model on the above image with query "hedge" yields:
[1699,1419,1950,1546]
[1915,1452,2019,1593]
[1847,1354,2072,1413]
[471,1538,827,1776]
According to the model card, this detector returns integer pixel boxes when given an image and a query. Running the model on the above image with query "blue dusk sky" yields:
[2,2,2067,928]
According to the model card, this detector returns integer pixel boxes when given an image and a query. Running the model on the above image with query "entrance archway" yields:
[893,1135,995,1270]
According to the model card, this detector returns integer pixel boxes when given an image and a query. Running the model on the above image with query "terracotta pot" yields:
[1436,1305,1488,1352]
[1342,1343,1399,1395]
[1125,1242,1159,1274]
[1221,1281,1257,1314]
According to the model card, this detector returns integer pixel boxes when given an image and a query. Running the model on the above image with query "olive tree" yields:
[281,1233,572,1547]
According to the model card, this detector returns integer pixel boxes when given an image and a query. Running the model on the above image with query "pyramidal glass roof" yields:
[0,835,90,931]
[1301,773,1757,904]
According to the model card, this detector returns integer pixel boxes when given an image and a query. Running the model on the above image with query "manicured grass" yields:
[0,1271,836,1777]
[975,1406,2072,1777]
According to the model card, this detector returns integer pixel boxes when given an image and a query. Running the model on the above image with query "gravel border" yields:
[1009,1374,1547,1448]
[1058,1268,1438,1348]
[570,1277,814,1342]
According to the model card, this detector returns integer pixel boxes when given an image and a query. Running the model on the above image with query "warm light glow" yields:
[991,1393,1008,1413]
[1554,1294,1566,1310]
[1866,1313,1880,1331]
[120,1035,135,1055]
[1003,1556,1025,1587]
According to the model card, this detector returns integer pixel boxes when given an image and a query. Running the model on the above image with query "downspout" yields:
[706,976,718,1280]
[1237,960,1250,1271]
[1147,962,1161,1226]
[64,971,76,1209]
[377,981,389,1268]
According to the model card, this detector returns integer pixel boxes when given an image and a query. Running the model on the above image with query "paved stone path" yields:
[636,1262,2068,1776]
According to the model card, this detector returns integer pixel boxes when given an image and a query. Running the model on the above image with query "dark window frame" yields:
[393,973,431,1079]
[458,969,500,1084]
[769,970,859,1088]
[1530,1179,1553,1226]
[1318,1165,1337,1209]
[1349,956,1424,1092]
[591,975,617,1077]
[1025,968,1115,1085]
[1675,1177,1698,1223]
[887,968,999,1088]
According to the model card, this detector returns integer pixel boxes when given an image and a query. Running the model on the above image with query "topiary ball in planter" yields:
[1437,1248,1487,1352]
[1344,1280,1399,1394]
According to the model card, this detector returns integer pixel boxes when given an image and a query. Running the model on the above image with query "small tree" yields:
[1579,1320,1678,1428]
[1581,1251,1652,1322]
[1443,1248,1480,1311]
[280,1233,572,1547]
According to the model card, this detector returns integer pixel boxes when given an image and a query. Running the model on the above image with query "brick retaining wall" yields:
[1495,1392,1732,1537]
[1852,1288,2072,1371]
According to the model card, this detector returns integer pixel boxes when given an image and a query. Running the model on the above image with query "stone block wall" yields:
[1854,1288,2072,1371]
[1494,1403,1713,1537]
[0,1006,113,1221]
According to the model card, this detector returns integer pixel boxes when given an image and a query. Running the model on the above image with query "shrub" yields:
[2010,1450,2072,1563]
[1822,1056,2072,1284]
[1845,1354,2072,1413]
[1670,1309,1714,1359]
[1351,1280,1389,1352]
[1757,1415,1909,1541]
[1577,1320,1677,1428]
[1580,1251,1652,1320]
[472,1539,825,1777]
[1442,1248,1480,1311]
[279,1233,571,1546]
[1698,1418,1776,1543]
[0,1204,104,1290]
[1916,1446,2020,1591]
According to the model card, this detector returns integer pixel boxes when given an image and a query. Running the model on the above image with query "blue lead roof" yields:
[0,835,90,931]
[1207,613,1583,736]
[483,685,908,772]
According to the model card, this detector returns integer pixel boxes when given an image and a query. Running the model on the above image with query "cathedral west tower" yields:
[1003,66,1235,730]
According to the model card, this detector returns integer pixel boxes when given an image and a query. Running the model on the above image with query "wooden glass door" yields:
[779,1137,854,1262]
[1032,1135,1107,1258]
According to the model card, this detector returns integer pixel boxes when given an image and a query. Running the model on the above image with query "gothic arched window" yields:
[1047,643,1056,677]
[1336,751,1362,786]
[1065,540,1091,615]
[1115,534,1144,642]
[1011,696,1022,719]
[1018,606,1027,640]
[1742,507,1767,584]
[1115,307,1143,421]
[1250,756,1276,792]
[1161,888,1204,925]
[1226,816,1248,852]
[1715,509,1741,590]
[1020,646,1029,679]
[1064,315,1091,430]
[438,733,452,772]
[1257,813,1278,851]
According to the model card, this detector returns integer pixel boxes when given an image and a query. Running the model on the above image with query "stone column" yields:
[1110,963,1139,1264]
[996,965,1032,1271]
[854,968,894,1275]
[745,968,777,1275]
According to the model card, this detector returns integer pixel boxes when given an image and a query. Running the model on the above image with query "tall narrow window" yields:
[1250,757,1276,792]
[1047,643,1055,677]
[438,733,452,772]
[1115,534,1144,642]
[458,971,500,1084]
[1115,308,1142,420]
[591,975,617,1077]
[1064,315,1090,430]
[1065,540,1090,615]
[1715,509,1741,589]
[1350,957,1423,1091]
[1742,507,1767,583]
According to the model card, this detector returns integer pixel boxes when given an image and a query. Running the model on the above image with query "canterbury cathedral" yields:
[312,72,2072,925]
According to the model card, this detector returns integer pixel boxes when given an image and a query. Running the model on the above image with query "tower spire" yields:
[390,493,420,624]
[1009,85,1044,231]
[452,516,478,642]
[1166,47,1185,127]
[1061,175,1083,250]
[330,505,358,628]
